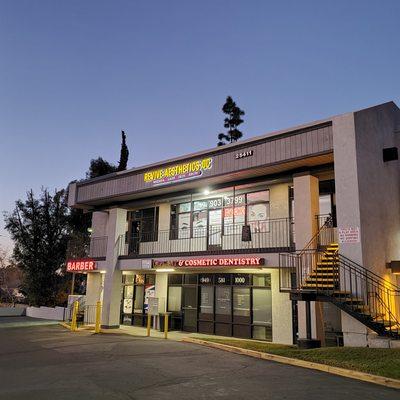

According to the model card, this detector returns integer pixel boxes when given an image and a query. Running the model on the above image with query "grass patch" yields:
[199,338,400,380]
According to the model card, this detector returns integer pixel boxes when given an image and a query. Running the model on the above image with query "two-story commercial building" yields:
[68,101,400,347]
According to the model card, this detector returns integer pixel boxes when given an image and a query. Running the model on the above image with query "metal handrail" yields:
[299,214,334,255]
[338,254,400,294]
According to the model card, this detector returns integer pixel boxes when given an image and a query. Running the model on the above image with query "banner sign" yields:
[338,227,360,244]
[153,257,264,268]
[143,157,213,186]
[66,258,97,272]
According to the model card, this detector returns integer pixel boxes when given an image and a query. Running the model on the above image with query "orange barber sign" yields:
[66,258,97,272]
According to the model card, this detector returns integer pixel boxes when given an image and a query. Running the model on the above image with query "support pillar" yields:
[101,208,127,328]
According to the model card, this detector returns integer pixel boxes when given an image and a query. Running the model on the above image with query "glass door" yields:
[182,286,197,332]
[198,284,214,334]
[215,286,232,336]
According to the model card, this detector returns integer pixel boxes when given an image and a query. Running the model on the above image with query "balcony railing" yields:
[67,235,108,260]
[117,217,294,258]
[88,236,108,258]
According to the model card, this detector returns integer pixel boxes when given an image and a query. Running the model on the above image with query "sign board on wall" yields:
[66,259,97,272]
[338,227,360,244]
[143,157,213,186]
[153,257,264,268]
[148,297,159,315]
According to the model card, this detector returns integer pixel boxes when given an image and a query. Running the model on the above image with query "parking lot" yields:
[0,321,397,399]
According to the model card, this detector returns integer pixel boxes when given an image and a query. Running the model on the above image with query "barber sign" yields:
[66,258,97,272]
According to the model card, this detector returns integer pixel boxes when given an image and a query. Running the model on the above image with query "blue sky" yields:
[1,0,399,251]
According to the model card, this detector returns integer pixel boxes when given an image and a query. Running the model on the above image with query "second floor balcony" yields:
[117,217,294,258]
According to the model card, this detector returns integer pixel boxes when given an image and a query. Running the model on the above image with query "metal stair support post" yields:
[293,172,323,347]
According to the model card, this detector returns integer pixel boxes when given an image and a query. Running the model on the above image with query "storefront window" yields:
[253,274,271,288]
[192,210,207,237]
[247,190,269,233]
[200,286,214,314]
[170,189,270,239]
[167,273,273,341]
[121,274,156,326]
[215,286,231,315]
[233,287,250,317]
[168,286,182,312]
[128,207,159,244]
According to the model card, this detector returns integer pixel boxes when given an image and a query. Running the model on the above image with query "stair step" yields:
[306,277,335,282]
[374,319,399,327]
[308,273,335,277]
[302,283,336,288]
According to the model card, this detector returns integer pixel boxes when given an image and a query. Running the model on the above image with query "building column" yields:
[293,173,324,346]
[85,273,102,305]
[101,208,127,328]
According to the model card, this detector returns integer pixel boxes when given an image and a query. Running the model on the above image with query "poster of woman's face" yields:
[178,213,191,238]
[248,203,269,232]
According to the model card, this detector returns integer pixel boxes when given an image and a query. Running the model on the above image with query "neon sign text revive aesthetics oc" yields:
[144,157,213,185]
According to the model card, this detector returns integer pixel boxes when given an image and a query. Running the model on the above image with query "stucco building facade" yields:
[68,101,400,347]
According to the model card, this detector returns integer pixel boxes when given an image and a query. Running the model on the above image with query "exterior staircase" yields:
[279,217,400,340]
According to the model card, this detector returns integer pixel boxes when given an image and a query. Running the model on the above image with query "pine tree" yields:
[217,96,245,146]
[117,130,129,171]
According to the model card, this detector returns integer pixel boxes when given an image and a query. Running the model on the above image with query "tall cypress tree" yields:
[118,130,129,171]
[217,96,245,146]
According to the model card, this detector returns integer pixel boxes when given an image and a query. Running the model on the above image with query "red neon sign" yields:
[154,257,264,268]
[66,258,97,272]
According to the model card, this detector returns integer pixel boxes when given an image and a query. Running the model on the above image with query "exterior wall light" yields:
[386,261,400,275]
[203,189,210,195]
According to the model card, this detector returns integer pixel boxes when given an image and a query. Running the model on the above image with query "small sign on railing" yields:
[241,225,252,242]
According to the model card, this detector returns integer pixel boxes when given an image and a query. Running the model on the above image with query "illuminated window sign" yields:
[154,257,264,268]
[66,258,97,272]
[144,157,213,186]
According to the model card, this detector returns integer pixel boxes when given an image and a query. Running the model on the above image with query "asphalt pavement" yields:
[0,320,397,399]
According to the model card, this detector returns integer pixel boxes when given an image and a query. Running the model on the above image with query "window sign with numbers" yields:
[199,274,213,284]
[233,274,250,285]
[216,274,231,285]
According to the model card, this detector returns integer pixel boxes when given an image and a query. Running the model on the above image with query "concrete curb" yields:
[182,338,400,390]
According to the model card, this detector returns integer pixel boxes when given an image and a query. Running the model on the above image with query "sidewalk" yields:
[102,324,260,343]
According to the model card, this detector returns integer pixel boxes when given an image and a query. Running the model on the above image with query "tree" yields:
[217,96,245,146]
[3,189,70,306]
[86,157,118,179]
[0,248,22,305]
[86,130,130,178]
[117,130,129,171]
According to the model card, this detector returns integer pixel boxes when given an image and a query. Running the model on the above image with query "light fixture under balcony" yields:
[203,189,210,196]
[155,268,175,273]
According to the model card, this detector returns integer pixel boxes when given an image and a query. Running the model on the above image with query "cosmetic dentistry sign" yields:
[144,157,213,186]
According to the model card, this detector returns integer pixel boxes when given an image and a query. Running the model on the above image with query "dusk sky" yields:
[1,0,399,251]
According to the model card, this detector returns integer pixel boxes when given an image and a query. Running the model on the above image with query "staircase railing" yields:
[280,246,400,337]
[333,254,400,335]
[279,215,334,292]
